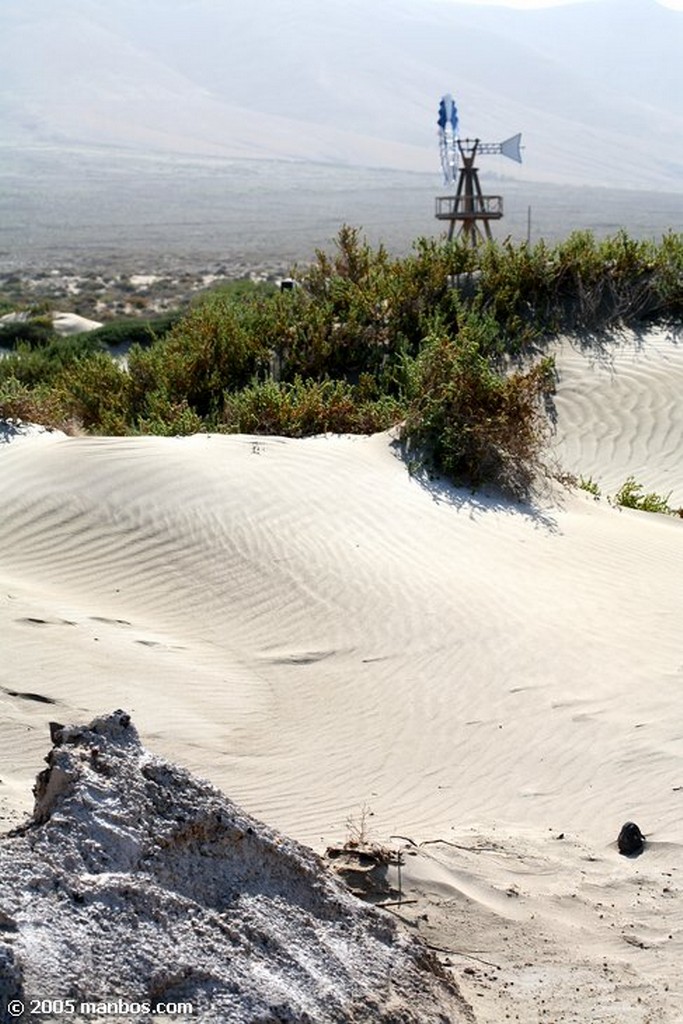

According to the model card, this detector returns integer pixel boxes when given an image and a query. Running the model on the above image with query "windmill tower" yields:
[435,95,522,246]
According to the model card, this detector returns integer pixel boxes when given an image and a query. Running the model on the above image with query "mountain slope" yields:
[0,0,681,188]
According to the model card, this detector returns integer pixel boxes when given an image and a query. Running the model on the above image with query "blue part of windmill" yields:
[437,94,523,184]
[437,93,460,186]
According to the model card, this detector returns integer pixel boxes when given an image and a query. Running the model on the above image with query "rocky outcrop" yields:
[0,711,472,1024]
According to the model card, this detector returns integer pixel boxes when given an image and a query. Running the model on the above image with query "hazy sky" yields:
[442,0,683,7]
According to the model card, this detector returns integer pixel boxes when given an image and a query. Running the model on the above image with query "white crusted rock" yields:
[0,711,472,1024]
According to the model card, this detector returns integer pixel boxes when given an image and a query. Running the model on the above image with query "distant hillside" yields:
[0,0,681,189]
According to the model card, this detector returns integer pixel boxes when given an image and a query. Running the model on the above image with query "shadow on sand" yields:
[389,436,561,535]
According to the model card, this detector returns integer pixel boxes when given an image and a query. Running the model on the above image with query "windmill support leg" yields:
[435,137,505,248]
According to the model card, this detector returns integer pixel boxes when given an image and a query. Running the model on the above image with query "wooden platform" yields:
[435,194,503,221]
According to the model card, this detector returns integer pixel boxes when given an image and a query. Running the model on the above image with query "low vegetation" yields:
[569,473,681,516]
[612,476,678,516]
[1,228,681,494]
[577,475,601,498]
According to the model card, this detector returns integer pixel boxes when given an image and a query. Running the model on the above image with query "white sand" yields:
[0,311,103,335]
[1,326,682,1020]
[551,327,683,506]
[51,311,103,335]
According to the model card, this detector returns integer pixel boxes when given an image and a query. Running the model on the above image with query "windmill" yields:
[435,94,522,246]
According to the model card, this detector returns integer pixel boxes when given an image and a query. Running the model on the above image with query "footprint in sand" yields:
[1,686,57,705]
[16,617,76,627]
[262,649,336,666]
[133,639,186,651]
[90,616,132,627]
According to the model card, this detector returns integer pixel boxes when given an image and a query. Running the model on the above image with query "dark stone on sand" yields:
[49,721,65,745]
[618,821,645,856]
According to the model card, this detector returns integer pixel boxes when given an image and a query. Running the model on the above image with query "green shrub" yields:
[221,375,402,437]
[612,477,676,515]
[467,229,682,338]
[134,395,203,436]
[578,475,601,497]
[2,228,679,497]
[200,277,278,301]
[127,296,270,424]
[549,230,679,328]
[0,375,72,428]
[87,312,182,349]
[288,227,409,381]
[52,353,131,433]
[401,313,555,494]
[652,230,683,317]
[474,238,557,347]
[0,347,130,433]
[0,316,58,349]
[0,333,104,388]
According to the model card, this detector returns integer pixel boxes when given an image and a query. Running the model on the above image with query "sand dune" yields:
[3,429,679,846]
[0,311,103,336]
[551,326,683,506]
[1,327,682,1020]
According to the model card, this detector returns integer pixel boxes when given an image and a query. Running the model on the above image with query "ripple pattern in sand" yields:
[1,424,682,849]
[551,328,683,504]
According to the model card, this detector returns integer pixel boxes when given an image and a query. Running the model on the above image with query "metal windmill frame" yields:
[435,95,522,247]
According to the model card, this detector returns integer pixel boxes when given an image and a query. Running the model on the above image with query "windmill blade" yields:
[439,129,451,184]
[437,94,459,183]
[439,131,458,184]
[438,93,455,130]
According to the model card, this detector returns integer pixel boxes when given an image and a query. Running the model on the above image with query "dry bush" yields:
[402,316,555,495]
